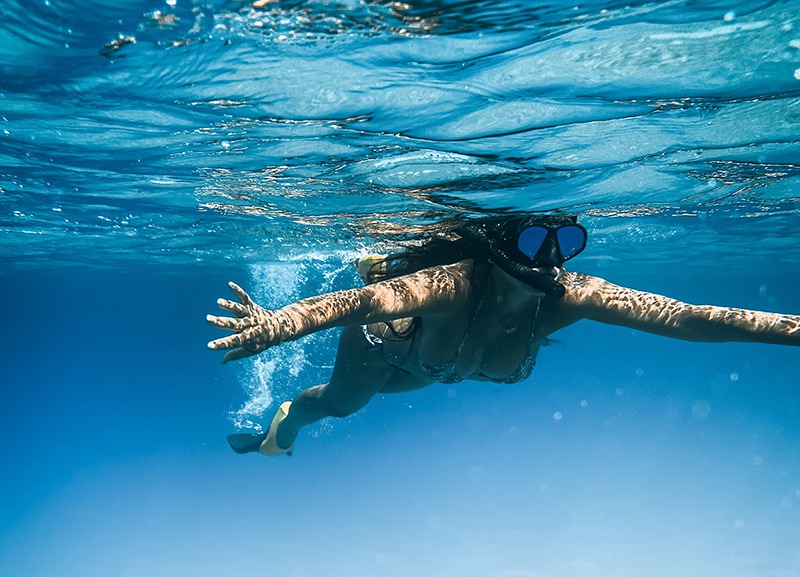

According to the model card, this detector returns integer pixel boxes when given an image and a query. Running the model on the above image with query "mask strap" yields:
[455,227,566,300]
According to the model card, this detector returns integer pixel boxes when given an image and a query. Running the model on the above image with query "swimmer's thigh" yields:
[379,370,431,393]
[323,325,398,415]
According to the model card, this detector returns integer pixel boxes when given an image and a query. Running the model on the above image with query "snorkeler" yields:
[207,215,800,456]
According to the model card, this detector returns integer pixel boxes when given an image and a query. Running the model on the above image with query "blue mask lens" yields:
[556,225,586,260]
[517,226,549,259]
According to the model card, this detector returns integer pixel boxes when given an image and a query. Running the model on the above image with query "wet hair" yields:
[363,213,579,285]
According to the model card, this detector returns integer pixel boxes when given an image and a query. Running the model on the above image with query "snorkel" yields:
[455,225,567,300]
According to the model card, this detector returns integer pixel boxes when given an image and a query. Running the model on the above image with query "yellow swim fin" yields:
[227,432,266,454]
[259,401,294,456]
[356,254,387,283]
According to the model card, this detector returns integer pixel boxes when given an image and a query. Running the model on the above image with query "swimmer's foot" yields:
[355,253,387,282]
[227,432,267,454]
[259,401,294,456]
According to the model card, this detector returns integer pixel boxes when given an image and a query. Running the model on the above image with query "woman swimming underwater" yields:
[207,214,800,456]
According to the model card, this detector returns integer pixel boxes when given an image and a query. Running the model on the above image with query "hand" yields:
[207,282,284,364]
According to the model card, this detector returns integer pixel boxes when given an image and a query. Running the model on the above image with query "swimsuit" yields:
[418,292,542,384]
[362,263,543,385]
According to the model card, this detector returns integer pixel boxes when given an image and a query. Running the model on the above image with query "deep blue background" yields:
[1,263,798,576]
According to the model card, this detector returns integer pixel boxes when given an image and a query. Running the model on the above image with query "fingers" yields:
[209,282,254,327]
[207,325,265,351]
[217,297,248,317]
[207,332,247,351]
[208,281,270,358]
[228,281,253,306]
[207,335,232,350]
[206,313,246,332]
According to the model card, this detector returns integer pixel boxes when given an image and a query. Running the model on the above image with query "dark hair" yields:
[362,213,578,284]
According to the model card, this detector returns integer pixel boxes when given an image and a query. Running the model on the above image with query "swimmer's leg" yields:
[274,325,402,451]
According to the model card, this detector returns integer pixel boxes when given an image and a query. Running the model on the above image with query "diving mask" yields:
[456,217,587,300]
[514,223,587,266]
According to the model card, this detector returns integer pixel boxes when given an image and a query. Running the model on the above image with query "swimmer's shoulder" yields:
[538,270,602,334]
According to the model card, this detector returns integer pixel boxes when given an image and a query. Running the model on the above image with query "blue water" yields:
[2,0,800,575]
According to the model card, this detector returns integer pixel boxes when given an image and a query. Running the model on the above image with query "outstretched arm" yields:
[561,271,800,345]
[207,261,474,363]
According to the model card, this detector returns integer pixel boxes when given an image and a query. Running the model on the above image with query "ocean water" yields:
[2,0,800,575]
